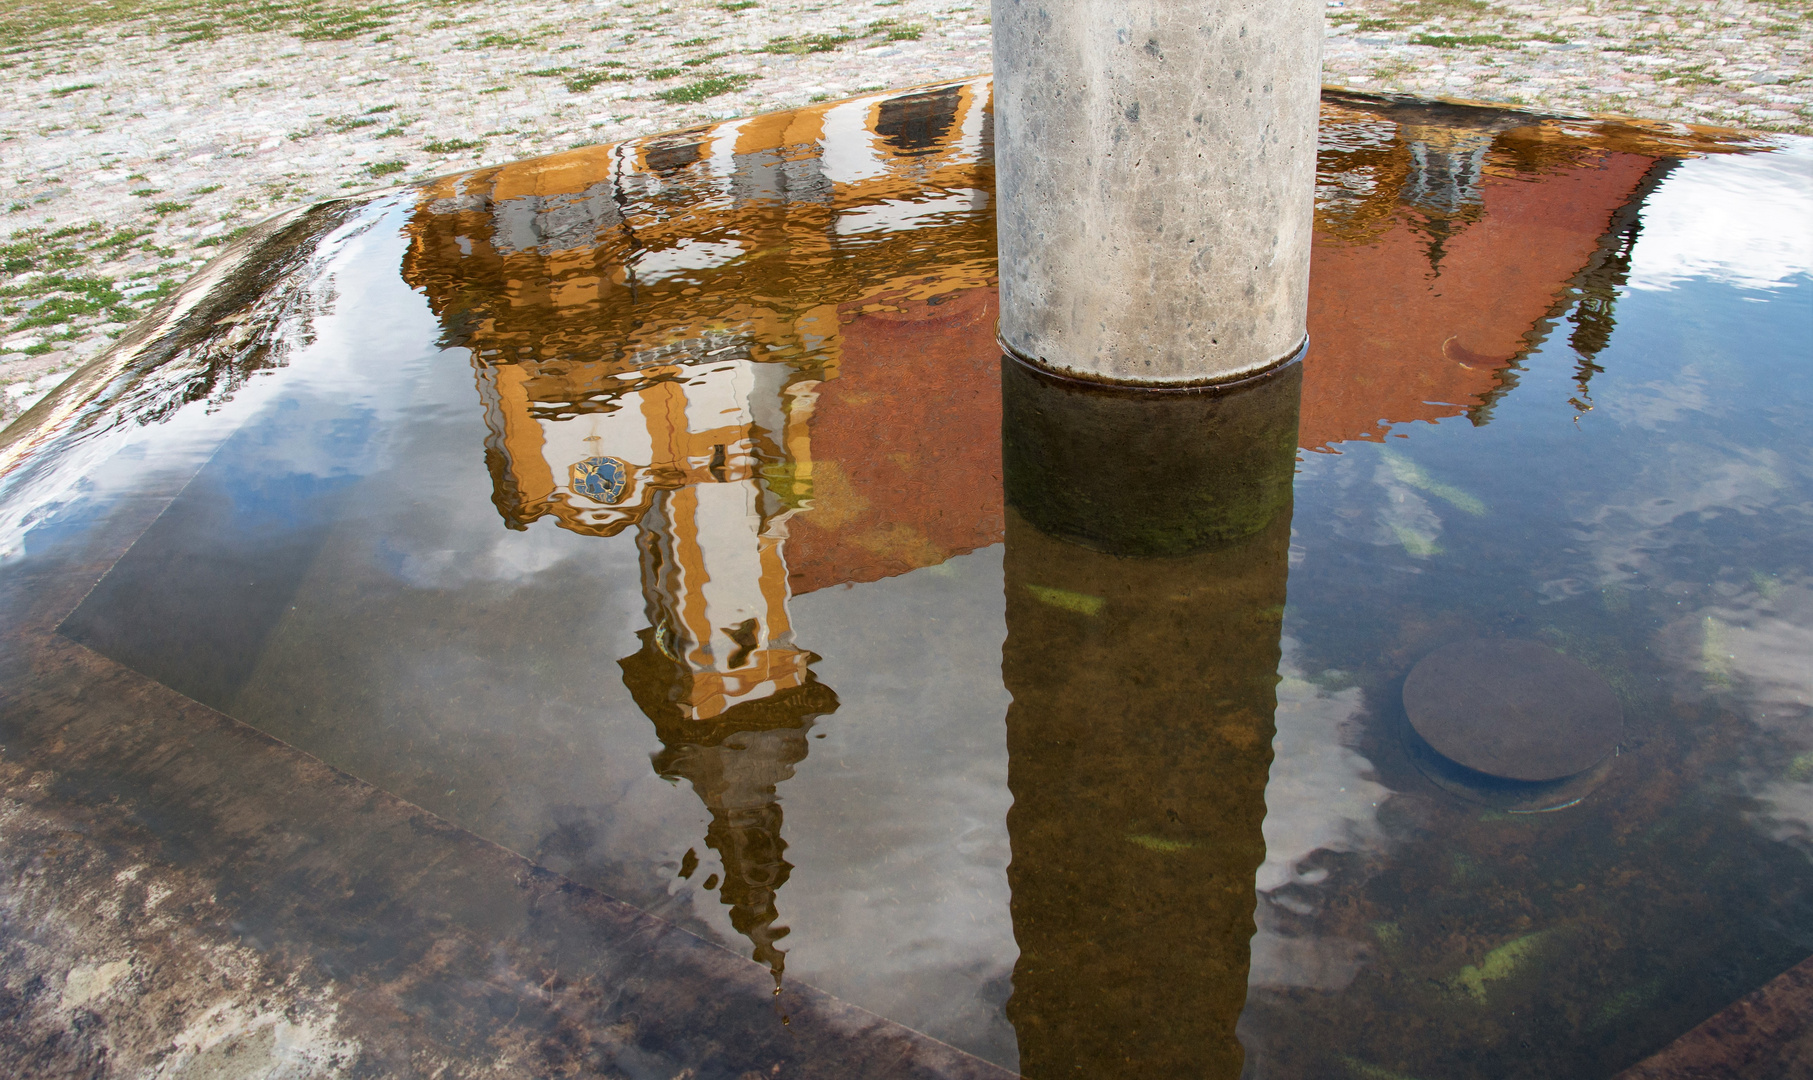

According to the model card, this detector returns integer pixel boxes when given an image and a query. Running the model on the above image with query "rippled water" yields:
[2,81,1809,1078]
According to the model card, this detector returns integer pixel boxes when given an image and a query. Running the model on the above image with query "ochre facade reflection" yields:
[400,80,1000,981]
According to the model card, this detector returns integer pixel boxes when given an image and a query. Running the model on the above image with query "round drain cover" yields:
[1403,639,1621,782]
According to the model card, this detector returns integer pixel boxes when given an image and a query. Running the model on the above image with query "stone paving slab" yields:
[1,0,1808,419]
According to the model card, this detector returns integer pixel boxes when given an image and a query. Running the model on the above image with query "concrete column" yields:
[993,0,1323,385]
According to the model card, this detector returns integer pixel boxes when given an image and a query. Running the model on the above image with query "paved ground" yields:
[1,0,1808,422]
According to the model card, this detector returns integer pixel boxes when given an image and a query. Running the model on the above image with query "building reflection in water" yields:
[999,357,1302,1078]
[399,79,995,984]
[484,329,839,986]
[384,73,1747,1054]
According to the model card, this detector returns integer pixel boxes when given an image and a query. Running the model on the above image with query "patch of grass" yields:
[526,66,573,76]
[326,115,378,132]
[365,103,398,113]
[463,30,535,48]
[193,225,251,249]
[365,160,407,176]
[49,82,98,96]
[682,51,728,67]
[564,67,632,92]
[171,21,218,43]
[148,201,190,216]
[375,126,406,137]
[1410,33,1509,48]
[655,74,753,103]
[298,12,390,42]
[1527,31,1569,44]
[644,66,684,80]
[191,184,221,194]
[423,138,483,153]
[130,187,163,197]
[764,32,853,54]
[677,36,709,46]
[476,85,511,93]
[869,18,922,40]
[1657,65,1721,86]
[718,1,758,9]
[94,227,154,254]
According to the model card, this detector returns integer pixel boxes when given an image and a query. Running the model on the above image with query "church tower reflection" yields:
[476,336,838,982]
[999,357,1302,1078]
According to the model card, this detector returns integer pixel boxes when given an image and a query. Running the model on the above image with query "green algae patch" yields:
[1390,523,1442,558]
[1339,1055,1432,1080]
[1700,615,1733,688]
[1127,834,1194,854]
[1381,449,1487,516]
[1447,929,1556,1002]
[1025,585,1104,616]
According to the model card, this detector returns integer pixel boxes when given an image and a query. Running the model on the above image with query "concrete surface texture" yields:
[993,0,1321,383]
[1,0,1809,410]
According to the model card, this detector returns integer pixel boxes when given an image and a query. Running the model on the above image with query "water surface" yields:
[3,81,1809,1078]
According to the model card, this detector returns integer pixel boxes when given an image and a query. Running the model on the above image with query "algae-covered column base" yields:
[992,0,1323,385]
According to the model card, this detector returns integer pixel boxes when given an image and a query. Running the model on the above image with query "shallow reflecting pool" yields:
[2,81,1810,1078]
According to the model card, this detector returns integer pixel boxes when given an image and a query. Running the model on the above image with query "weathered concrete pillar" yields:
[993,0,1323,384]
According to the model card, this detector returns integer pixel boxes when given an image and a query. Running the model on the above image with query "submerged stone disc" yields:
[1403,639,1621,782]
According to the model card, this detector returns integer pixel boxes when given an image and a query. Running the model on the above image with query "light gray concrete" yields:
[992,0,1323,384]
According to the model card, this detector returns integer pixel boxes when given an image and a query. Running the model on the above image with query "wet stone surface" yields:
[1,81,1811,1078]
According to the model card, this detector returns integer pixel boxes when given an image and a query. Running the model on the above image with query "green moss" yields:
[1447,929,1555,1002]
[1381,450,1486,516]
[1127,834,1194,854]
[1025,585,1104,616]
[1390,524,1442,558]
[1700,615,1733,688]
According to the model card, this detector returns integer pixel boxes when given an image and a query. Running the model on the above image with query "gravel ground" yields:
[2,0,1808,421]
